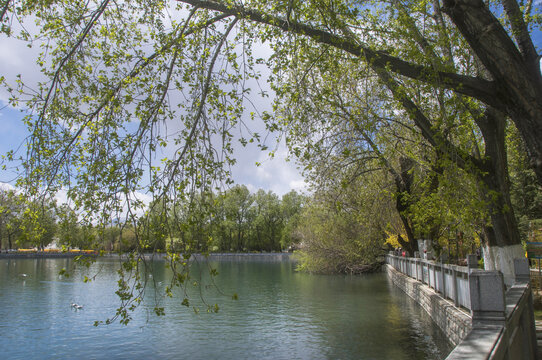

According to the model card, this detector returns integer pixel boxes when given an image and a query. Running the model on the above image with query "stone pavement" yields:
[536,320,542,358]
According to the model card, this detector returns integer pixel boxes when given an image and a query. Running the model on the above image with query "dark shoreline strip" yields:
[0,253,98,259]
[0,252,294,261]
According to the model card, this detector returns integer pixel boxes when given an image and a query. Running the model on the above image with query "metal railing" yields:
[386,253,473,310]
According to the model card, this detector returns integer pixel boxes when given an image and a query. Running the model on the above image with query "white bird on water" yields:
[71,303,83,310]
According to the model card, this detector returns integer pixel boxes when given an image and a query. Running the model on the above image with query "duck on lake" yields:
[70,303,83,310]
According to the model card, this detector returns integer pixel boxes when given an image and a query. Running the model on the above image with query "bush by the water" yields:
[294,201,385,275]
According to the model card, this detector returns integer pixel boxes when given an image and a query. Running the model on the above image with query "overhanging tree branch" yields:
[164,17,239,193]
[39,8,231,195]
[0,0,11,24]
[38,0,111,124]
[177,0,501,110]
[441,0,541,104]
[500,0,538,63]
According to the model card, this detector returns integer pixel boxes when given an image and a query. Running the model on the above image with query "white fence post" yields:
[440,262,445,297]
[467,254,478,273]
[514,258,530,283]
[468,270,506,325]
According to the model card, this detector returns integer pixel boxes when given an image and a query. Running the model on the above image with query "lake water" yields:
[0,257,452,359]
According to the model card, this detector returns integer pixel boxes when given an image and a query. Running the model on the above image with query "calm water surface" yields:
[0,257,452,359]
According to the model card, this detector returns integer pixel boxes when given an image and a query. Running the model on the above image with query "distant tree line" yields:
[139,186,305,253]
[0,186,305,253]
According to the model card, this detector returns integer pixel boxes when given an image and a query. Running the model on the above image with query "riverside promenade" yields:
[529,269,542,358]
[386,254,537,359]
[536,320,542,358]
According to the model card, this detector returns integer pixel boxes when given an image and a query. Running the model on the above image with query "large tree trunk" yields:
[476,108,524,284]
[397,214,416,255]
[393,157,418,255]
[442,0,542,185]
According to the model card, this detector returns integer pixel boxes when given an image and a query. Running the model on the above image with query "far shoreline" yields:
[0,251,295,261]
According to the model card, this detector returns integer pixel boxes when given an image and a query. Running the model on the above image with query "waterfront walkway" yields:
[537,320,542,358]
[531,269,542,358]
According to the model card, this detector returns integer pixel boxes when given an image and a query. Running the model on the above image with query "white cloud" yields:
[0,22,45,106]
[0,182,15,191]
[288,179,307,193]
[232,139,307,196]
[54,188,69,206]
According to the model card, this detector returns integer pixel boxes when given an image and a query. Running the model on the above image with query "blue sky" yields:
[0,106,30,184]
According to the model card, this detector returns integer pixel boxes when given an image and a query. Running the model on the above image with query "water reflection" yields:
[0,258,452,359]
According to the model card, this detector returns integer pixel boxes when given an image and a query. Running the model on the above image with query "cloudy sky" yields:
[0,21,308,198]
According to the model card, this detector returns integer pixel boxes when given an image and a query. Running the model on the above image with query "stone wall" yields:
[193,253,293,262]
[385,264,472,346]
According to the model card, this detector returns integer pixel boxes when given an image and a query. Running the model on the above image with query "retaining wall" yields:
[385,264,471,346]
[386,254,538,360]
[193,252,293,262]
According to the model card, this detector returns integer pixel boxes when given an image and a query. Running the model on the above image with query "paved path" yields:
[536,320,542,358]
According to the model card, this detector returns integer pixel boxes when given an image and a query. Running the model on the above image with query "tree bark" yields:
[395,157,418,254]
[476,108,521,246]
[395,233,413,254]
[442,0,542,184]
[475,108,524,283]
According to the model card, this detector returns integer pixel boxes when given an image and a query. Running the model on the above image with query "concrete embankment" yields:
[193,252,293,262]
[384,263,472,346]
[0,251,294,261]
[386,254,538,359]
[0,252,97,259]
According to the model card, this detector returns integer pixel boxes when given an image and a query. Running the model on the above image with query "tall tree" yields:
[252,189,282,251]
[279,190,305,250]
[266,0,528,280]
[223,185,253,251]
[0,189,22,250]
[56,203,81,249]
[17,198,57,250]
